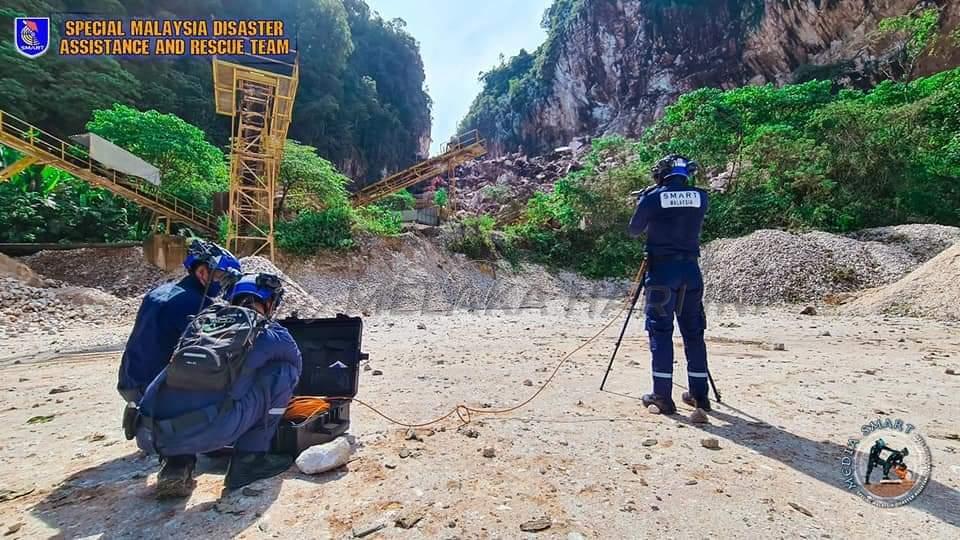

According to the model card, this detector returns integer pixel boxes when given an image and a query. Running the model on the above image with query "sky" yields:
[365,0,552,154]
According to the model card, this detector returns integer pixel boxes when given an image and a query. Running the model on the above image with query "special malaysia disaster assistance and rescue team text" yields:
[58,19,290,57]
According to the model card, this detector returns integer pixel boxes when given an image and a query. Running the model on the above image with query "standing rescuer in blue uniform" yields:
[117,239,241,403]
[628,155,711,415]
[135,272,302,498]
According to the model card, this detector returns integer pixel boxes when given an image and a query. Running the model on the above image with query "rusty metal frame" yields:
[213,54,299,259]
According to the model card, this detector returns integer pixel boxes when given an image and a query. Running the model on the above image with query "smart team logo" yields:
[14,17,50,58]
[840,417,932,508]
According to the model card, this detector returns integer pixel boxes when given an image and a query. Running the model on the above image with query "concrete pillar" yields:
[143,234,187,271]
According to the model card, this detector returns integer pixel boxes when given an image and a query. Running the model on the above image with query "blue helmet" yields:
[227,273,284,314]
[183,239,241,274]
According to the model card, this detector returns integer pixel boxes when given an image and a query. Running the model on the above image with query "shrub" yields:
[375,189,415,211]
[433,187,449,208]
[356,205,403,236]
[447,216,497,260]
[276,207,355,254]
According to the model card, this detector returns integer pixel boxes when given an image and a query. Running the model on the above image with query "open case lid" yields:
[279,314,364,398]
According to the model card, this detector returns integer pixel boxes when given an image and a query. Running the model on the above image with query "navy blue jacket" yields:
[137,322,302,456]
[117,274,212,397]
[628,177,709,257]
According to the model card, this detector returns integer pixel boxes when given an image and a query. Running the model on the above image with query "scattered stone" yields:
[0,487,34,503]
[395,507,425,529]
[85,433,106,442]
[800,306,817,316]
[519,518,552,532]
[4,523,23,536]
[650,505,660,511]
[820,331,832,337]
[363,364,372,372]
[398,448,412,459]
[641,438,658,447]
[772,343,786,351]
[788,502,814,517]
[946,368,957,376]
[701,438,721,450]
[416,322,427,330]
[523,379,533,387]
[26,415,55,425]
[864,369,877,375]
[371,370,383,376]
[482,447,496,458]
[685,480,699,486]
[353,521,386,538]
[690,409,709,424]
[647,404,662,414]
[384,463,397,470]
[405,429,423,442]
[48,385,73,395]
[459,427,480,439]
[241,487,263,497]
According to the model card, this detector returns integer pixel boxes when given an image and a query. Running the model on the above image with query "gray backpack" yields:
[166,304,267,392]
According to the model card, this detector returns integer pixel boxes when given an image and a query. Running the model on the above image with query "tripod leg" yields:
[600,263,647,390]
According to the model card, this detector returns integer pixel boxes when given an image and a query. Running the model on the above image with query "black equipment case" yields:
[272,314,365,455]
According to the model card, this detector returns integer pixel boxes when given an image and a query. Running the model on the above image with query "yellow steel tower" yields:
[212,54,299,259]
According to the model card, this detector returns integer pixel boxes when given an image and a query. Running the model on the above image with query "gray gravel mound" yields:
[701,226,957,305]
[848,224,960,262]
[240,256,324,318]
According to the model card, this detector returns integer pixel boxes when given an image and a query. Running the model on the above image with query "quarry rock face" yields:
[491,0,958,155]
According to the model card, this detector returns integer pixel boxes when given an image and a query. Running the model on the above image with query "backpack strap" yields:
[139,397,234,437]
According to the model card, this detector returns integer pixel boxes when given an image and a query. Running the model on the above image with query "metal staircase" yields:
[0,109,217,235]
[352,130,487,207]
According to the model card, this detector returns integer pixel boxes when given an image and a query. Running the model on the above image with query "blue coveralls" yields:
[117,275,213,401]
[629,176,710,402]
[135,322,302,456]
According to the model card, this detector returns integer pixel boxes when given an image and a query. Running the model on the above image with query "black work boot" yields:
[224,451,293,490]
[641,393,677,415]
[156,455,197,499]
[682,391,711,412]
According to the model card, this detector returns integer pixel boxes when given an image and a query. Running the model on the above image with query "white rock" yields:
[295,437,353,475]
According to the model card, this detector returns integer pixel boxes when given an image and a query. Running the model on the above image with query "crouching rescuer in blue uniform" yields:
[629,155,711,415]
[117,239,241,403]
[135,273,302,498]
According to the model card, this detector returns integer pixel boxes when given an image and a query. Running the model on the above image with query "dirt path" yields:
[0,304,957,538]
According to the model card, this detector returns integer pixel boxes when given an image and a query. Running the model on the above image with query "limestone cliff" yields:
[461,0,960,156]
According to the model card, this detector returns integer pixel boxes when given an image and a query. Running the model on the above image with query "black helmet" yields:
[651,154,698,184]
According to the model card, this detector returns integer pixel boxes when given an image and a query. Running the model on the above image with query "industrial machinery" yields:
[212,53,300,259]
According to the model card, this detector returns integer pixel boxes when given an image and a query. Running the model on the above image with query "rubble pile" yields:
[239,256,324,318]
[701,225,960,305]
[23,247,175,297]
[0,277,137,337]
[433,138,598,218]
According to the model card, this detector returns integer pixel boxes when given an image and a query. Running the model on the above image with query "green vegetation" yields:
[448,216,498,260]
[86,104,228,211]
[874,7,943,78]
[433,187,449,208]
[277,207,356,254]
[278,140,351,216]
[506,68,960,278]
[374,189,415,211]
[0,162,134,242]
[0,0,430,182]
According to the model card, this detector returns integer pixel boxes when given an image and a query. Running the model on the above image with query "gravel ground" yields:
[0,306,957,538]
